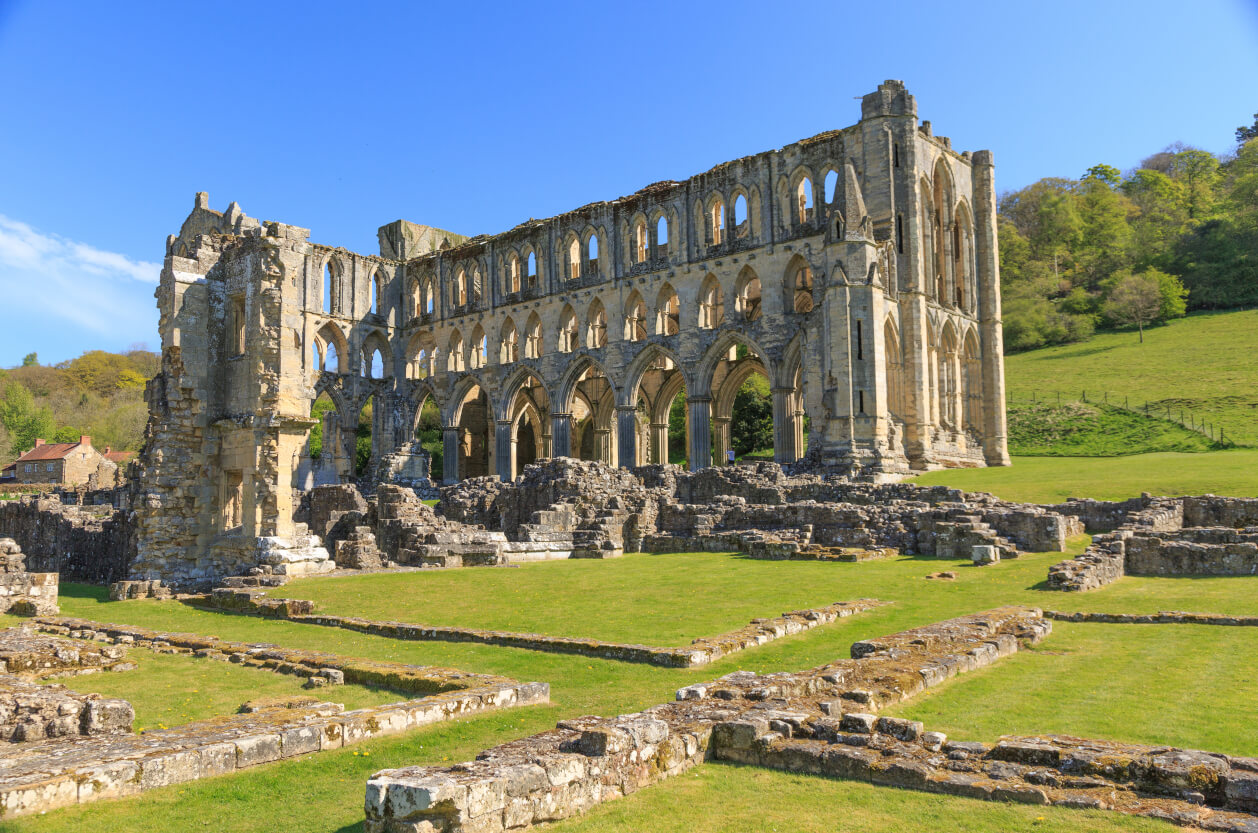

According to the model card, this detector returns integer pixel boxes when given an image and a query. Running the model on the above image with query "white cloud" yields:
[0,215,160,358]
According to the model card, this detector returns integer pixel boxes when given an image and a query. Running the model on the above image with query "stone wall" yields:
[0,498,132,584]
[1125,531,1258,577]
[364,607,1051,833]
[0,538,59,615]
[0,675,134,743]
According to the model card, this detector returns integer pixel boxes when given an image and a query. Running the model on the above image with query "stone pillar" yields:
[442,427,459,484]
[973,150,1009,465]
[794,400,807,459]
[495,420,513,481]
[686,397,711,471]
[594,428,612,465]
[772,387,796,463]
[551,412,573,458]
[712,416,731,464]
[616,407,637,468]
[650,421,668,465]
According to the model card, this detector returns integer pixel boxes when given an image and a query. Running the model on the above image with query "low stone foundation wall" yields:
[1126,531,1258,577]
[719,725,1258,831]
[364,607,1050,832]
[1047,610,1258,626]
[0,626,131,677]
[0,617,550,819]
[195,589,886,667]
[0,675,134,743]
[1047,533,1127,592]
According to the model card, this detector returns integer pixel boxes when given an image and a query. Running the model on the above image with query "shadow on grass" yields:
[60,582,110,602]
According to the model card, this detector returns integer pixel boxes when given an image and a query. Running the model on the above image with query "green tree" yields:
[1168,149,1220,221]
[1103,273,1163,342]
[0,381,56,455]
[21,353,37,367]
[730,374,773,457]
[1237,113,1258,145]
[1083,164,1122,187]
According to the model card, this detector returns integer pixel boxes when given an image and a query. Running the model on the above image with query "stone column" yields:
[650,421,668,465]
[616,407,638,468]
[594,428,612,465]
[712,416,731,464]
[442,427,459,484]
[772,387,797,463]
[973,150,1010,465]
[794,400,807,460]
[551,412,573,458]
[495,420,513,481]
[686,397,712,471]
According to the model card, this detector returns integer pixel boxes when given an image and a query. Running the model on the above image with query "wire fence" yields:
[1009,390,1233,446]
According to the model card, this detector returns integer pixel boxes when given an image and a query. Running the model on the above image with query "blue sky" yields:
[1,0,1256,366]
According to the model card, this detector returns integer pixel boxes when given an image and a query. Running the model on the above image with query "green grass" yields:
[551,763,1176,833]
[909,449,1258,503]
[889,621,1258,757]
[1007,401,1219,456]
[9,542,1258,833]
[1005,309,1258,446]
[36,650,402,731]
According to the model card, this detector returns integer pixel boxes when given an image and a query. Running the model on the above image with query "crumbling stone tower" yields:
[132,80,1008,580]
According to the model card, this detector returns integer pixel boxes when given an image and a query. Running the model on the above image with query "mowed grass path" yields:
[909,449,1258,503]
[9,543,1258,833]
[1004,309,1258,446]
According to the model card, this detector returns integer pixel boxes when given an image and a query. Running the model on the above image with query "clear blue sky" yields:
[1,0,1255,366]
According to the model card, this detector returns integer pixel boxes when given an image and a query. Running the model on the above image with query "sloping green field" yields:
[1004,310,1258,447]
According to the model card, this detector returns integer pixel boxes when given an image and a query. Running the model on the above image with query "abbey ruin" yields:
[127,80,1008,579]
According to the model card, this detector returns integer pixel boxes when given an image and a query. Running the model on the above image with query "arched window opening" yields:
[896,215,904,254]
[586,301,608,349]
[655,215,669,256]
[371,275,380,315]
[525,313,543,359]
[625,294,647,342]
[736,272,762,322]
[558,306,579,353]
[501,320,519,364]
[470,265,483,306]
[468,325,487,369]
[324,342,339,373]
[447,331,465,372]
[656,286,680,336]
[367,348,384,379]
[710,199,726,245]
[796,177,814,224]
[633,220,647,264]
[455,267,468,306]
[698,277,724,329]
[824,170,838,204]
[893,142,901,168]
[413,348,431,379]
[586,233,599,274]
[526,251,537,286]
[323,264,334,314]
[567,237,581,280]
[792,262,814,313]
[734,194,749,238]
[508,253,521,294]
[963,333,983,433]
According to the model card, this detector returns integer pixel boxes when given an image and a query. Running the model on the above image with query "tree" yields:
[21,353,37,367]
[730,374,773,457]
[1082,164,1122,187]
[1103,273,1163,342]
[0,381,56,455]
[1238,113,1258,145]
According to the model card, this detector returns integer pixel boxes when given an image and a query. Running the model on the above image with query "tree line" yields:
[0,348,157,458]
[999,115,1258,351]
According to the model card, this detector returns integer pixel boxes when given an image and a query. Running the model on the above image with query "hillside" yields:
[1004,309,1258,447]
[0,349,157,458]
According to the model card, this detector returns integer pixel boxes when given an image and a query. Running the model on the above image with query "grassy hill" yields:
[1004,309,1258,447]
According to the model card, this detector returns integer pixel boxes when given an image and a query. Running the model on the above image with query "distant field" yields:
[909,450,1258,503]
[1006,400,1220,456]
[1004,309,1258,446]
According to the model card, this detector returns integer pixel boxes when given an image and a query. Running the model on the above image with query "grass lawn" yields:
[34,650,402,731]
[551,763,1177,833]
[908,449,1258,503]
[889,621,1258,757]
[9,543,1258,833]
[1005,309,1258,446]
